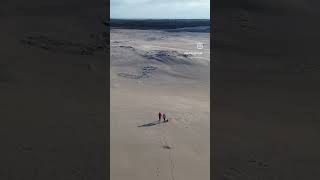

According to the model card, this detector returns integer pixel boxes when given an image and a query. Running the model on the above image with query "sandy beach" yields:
[110,28,210,180]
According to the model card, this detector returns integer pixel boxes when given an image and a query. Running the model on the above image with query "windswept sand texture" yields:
[111,29,210,180]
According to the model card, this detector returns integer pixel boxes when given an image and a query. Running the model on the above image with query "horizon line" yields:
[110,18,210,20]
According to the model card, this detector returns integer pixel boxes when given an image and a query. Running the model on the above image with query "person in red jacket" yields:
[158,112,162,122]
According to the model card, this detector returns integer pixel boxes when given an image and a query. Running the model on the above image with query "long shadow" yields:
[137,120,168,127]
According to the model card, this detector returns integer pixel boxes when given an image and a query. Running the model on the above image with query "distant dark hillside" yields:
[110,19,210,30]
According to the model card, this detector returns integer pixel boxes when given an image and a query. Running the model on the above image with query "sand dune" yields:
[111,28,210,180]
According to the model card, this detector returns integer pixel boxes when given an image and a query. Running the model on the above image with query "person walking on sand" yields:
[158,112,162,122]
[163,113,167,122]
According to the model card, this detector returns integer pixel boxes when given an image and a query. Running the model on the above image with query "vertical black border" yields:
[210,1,214,180]
[0,0,110,179]
[106,0,110,179]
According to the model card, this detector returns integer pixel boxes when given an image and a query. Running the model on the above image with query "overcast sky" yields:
[111,0,210,19]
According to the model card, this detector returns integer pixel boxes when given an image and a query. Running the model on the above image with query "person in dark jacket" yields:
[163,113,167,122]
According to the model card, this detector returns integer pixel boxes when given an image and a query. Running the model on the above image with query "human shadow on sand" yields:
[137,120,168,127]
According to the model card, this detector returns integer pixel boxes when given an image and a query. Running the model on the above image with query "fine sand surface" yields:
[110,29,210,180]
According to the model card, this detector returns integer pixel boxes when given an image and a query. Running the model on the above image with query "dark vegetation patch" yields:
[118,65,158,79]
[118,45,134,49]
[162,145,172,150]
[143,50,192,65]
